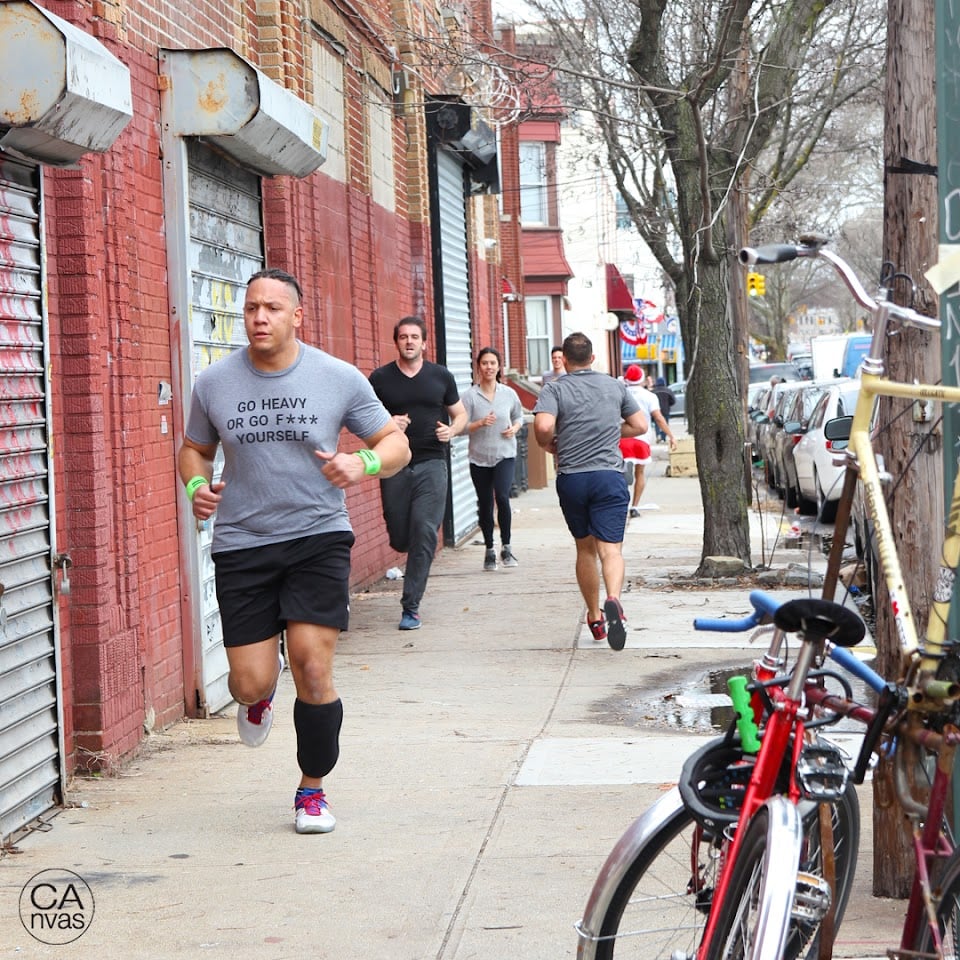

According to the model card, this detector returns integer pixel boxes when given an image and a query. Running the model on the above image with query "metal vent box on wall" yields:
[0,0,132,165]
[160,48,328,179]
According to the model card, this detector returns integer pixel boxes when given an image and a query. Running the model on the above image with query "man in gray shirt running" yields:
[178,268,410,834]
[533,332,648,650]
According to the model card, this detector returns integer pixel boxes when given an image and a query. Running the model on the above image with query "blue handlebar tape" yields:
[728,675,761,754]
[694,590,781,633]
[826,643,885,694]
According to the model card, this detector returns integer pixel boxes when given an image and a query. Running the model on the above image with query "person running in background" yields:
[540,345,565,383]
[533,333,648,650]
[462,347,524,571]
[178,268,410,834]
[621,365,677,517]
[651,376,675,441]
[369,317,468,631]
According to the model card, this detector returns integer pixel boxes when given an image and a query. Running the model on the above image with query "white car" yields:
[792,379,860,521]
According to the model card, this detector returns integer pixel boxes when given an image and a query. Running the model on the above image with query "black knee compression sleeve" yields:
[294,698,344,778]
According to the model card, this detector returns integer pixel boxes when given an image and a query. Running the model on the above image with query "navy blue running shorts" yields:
[213,531,355,646]
[556,470,629,544]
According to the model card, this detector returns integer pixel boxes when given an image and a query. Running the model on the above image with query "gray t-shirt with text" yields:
[533,368,640,474]
[185,342,391,552]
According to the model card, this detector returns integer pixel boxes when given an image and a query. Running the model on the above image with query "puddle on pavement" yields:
[591,660,878,735]
[591,664,750,734]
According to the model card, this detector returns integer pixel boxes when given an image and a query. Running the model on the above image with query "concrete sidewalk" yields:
[0,445,905,959]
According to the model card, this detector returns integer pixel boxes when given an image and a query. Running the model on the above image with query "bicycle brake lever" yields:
[853,683,906,784]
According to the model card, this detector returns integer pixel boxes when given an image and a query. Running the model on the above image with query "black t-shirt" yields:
[369,360,460,461]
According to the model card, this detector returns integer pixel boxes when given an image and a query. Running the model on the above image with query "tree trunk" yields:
[676,217,753,570]
[873,0,940,899]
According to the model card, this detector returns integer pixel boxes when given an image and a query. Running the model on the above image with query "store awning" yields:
[0,0,132,165]
[159,48,328,178]
[606,263,636,314]
[521,229,573,294]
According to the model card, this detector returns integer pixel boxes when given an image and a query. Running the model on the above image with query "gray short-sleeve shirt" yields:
[533,369,640,474]
[462,383,523,467]
[185,342,391,552]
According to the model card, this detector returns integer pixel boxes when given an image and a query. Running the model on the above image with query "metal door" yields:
[0,155,61,841]
[434,149,477,544]
[185,141,264,713]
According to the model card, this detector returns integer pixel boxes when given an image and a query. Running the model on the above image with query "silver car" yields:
[792,379,860,520]
[668,380,686,417]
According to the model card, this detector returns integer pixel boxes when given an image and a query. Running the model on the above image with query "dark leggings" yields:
[470,459,515,548]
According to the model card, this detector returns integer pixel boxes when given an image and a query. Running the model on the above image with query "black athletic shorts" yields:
[213,531,355,647]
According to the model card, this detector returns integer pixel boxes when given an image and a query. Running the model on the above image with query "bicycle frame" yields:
[693,640,821,959]
[846,365,960,678]
[742,237,960,958]
[575,590,873,960]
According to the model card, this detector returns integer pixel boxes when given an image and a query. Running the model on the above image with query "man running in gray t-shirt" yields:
[533,332,648,651]
[178,268,410,834]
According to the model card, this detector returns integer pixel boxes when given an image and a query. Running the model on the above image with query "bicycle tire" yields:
[789,781,861,960]
[908,843,960,957]
[704,798,802,960]
[585,798,721,960]
[580,780,858,960]
[707,783,860,960]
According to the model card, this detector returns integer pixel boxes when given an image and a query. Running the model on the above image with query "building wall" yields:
[26,0,496,774]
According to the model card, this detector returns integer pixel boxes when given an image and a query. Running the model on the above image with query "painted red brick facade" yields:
[3,0,508,779]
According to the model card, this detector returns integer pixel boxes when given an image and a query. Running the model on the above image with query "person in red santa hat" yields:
[619,365,677,518]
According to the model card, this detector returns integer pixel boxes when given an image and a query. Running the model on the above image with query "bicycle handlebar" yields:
[692,589,781,632]
[739,242,939,332]
[694,589,887,694]
[825,642,885,694]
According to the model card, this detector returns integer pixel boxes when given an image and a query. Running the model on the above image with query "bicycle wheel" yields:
[702,785,860,960]
[585,799,722,960]
[909,844,960,958]
[580,783,859,960]
[704,797,803,960]
[795,780,861,958]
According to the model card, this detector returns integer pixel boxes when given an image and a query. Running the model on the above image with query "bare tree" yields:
[493,0,884,569]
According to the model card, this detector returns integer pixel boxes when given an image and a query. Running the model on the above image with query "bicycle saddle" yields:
[774,598,865,648]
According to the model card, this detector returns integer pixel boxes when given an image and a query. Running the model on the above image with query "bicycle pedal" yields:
[797,743,850,801]
[792,871,832,924]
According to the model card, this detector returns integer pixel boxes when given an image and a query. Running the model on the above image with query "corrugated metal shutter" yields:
[0,156,60,841]
[435,149,477,544]
[185,141,264,713]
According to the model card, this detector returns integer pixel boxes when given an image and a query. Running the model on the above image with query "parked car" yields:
[669,380,686,418]
[769,381,831,507]
[754,380,808,488]
[747,385,771,462]
[792,379,861,520]
[748,361,803,384]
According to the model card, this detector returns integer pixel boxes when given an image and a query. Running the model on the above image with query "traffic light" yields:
[746,272,766,296]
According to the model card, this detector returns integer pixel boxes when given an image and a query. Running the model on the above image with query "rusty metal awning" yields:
[0,0,132,165]
[159,48,328,179]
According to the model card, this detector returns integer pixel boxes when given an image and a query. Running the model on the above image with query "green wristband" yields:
[355,448,382,476]
[185,476,208,501]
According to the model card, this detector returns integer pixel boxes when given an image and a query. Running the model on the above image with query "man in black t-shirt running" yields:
[370,317,467,630]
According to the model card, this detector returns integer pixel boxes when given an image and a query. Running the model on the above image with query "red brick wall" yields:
[37,0,475,774]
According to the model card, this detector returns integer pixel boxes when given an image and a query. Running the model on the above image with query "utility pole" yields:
[874,0,940,899]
